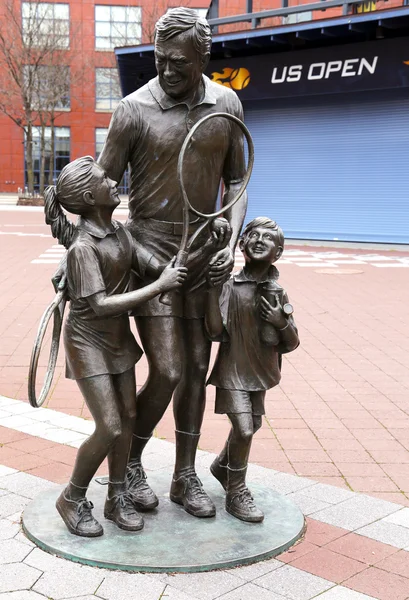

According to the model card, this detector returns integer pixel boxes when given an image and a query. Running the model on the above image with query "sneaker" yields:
[210,457,228,490]
[226,487,264,523]
[126,462,159,511]
[170,471,216,518]
[56,490,103,537]
[104,491,144,531]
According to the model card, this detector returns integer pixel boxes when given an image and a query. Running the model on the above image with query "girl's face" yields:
[88,164,120,209]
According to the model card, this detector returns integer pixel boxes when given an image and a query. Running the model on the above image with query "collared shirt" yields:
[207,266,285,391]
[98,75,246,223]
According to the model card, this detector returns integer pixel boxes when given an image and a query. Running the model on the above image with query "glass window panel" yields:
[95,37,109,49]
[96,22,110,37]
[22,3,33,18]
[54,4,69,19]
[127,6,141,21]
[112,6,126,21]
[113,22,126,38]
[95,5,111,21]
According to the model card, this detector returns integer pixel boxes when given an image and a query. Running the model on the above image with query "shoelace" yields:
[184,475,208,499]
[126,463,149,490]
[111,492,136,516]
[74,498,95,523]
[233,487,256,507]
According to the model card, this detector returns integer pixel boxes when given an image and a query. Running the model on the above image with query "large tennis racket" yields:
[159,111,254,305]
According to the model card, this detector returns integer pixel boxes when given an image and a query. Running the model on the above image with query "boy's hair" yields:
[155,7,212,58]
[242,217,284,248]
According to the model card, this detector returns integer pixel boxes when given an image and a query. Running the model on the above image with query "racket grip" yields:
[159,250,189,306]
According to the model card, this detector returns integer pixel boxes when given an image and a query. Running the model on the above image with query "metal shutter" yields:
[243,89,409,244]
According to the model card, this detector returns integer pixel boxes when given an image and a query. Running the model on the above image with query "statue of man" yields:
[98,7,247,518]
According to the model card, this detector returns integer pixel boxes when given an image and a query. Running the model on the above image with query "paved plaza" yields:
[0,206,409,599]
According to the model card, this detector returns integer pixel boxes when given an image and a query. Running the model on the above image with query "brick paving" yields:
[1,207,409,598]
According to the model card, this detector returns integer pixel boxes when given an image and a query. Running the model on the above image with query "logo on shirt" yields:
[210,68,251,91]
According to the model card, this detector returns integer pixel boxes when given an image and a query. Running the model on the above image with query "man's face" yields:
[155,31,206,100]
[240,227,283,264]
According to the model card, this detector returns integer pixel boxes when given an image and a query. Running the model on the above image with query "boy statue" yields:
[205,217,300,522]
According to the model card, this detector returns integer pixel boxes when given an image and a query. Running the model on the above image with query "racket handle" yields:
[159,250,189,306]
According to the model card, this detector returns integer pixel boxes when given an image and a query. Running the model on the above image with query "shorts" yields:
[215,388,266,415]
[126,218,212,319]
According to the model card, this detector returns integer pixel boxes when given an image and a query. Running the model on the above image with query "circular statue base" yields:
[22,470,305,573]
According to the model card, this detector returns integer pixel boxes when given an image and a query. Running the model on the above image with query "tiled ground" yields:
[1,399,409,599]
[1,207,409,506]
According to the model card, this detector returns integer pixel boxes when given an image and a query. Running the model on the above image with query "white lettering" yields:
[325,61,342,79]
[358,56,378,75]
[271,66,287,84]
[342,58,359,77]
[308,63,326,80]
[287,65,303,82]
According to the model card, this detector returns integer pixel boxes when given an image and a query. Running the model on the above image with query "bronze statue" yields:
[98,7,248,518]
[43,156,189,537]
[205,218,300,522]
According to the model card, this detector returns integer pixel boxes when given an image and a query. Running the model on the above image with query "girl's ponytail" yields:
[44,185,76,249]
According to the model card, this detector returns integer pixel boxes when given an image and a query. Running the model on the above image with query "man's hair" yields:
[242,216,284,248]
[155,7,212,57]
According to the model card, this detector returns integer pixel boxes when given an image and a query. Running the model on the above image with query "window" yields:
[95,5,142,49]
[27,126,70,190]
[95,128,129,194]
[22,2,69,48]
[95,68,122,111]
[192,8,209,18]
[24,65,70,110]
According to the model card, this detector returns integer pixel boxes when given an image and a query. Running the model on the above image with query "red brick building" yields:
[0,0,210,193]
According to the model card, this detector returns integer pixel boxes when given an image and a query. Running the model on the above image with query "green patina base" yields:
[22,470,305,573]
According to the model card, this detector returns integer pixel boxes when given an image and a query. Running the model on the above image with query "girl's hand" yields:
[260,295,288,329]
[158,258,187,292]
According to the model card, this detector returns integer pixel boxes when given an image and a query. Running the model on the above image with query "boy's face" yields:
[85,164,120,209]
[240,226,283,264]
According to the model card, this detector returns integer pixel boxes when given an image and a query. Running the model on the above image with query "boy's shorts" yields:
[215,388,266,415]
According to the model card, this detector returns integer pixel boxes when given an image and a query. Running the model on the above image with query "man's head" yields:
[239,217,284,265]
[154,8,211,100]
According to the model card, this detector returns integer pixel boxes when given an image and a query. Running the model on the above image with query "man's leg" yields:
[127,316,184,509]
[170,318,216,517]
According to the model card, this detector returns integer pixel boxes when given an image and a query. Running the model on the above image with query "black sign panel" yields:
[205,38,409,100]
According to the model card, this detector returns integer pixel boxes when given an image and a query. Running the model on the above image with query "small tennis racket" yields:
[159,111,254,305]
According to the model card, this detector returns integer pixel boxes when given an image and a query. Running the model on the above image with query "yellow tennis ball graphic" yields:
[229,68,251,90]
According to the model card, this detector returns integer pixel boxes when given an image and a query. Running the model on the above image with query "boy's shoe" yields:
[104,491,144,531]
[226,487,264,523]
[210,457,228,491]
[126,461,159,511]
[56,490,103,537]
[170,471,216,518]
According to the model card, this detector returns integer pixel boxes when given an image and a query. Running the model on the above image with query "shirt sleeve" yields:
[222,92,246,186]
[97,100,138,185]
[67,244,106,300]
[131,238,155,279]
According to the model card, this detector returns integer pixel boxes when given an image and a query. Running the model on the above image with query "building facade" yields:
[0,0,210,194]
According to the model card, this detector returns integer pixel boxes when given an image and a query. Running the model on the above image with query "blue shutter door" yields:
[243,89,409,244]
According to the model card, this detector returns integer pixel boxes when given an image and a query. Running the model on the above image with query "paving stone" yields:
[227,558,282,582]
[0,592,48,600]
[218,581,286,599]
[383,507,409,529]
[0,472,58,499]
[0,519,20,540]
[356,520,409,549]
[254,564,334,599]
[97,571,165,600]
[160,570,244,600]
[143,451,176,471]
[317,587,377,599]
[0,494,30,518]
[149,585,202,600]
[0,397,17,408]
[300,483,356,505]
[13,531,35,547]
[313,495,401,531]
[250,471,315,495]
[286,491,332,516]
[0,564,42,593]
[0,467,17,478]
[0,539,31,564]
[24,547,73,572]
[32,560,105,599]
